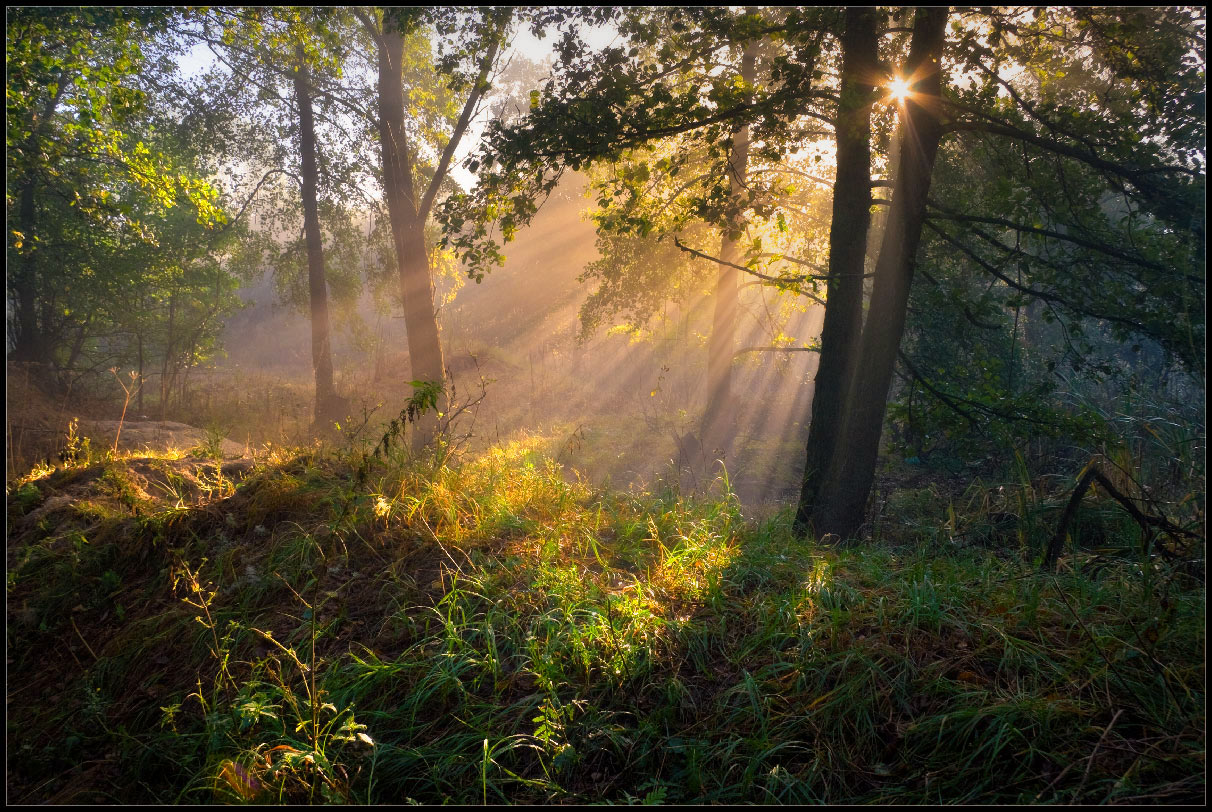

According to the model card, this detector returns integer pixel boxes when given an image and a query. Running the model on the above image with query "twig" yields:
[110,368,142,454]
[1043,462,1202,569]
[1075,708,1122,801]
[71,616,99,661]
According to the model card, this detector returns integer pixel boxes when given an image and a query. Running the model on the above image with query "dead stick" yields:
[1076,708,1123,801]
[71,616,99,661]
[1043,464,1200,569]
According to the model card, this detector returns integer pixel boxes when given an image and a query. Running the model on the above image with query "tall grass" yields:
[5,434,1204,804]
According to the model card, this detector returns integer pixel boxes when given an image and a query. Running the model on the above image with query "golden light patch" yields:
[888,76,912,101]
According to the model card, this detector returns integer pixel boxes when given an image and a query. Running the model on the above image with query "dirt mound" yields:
[77,420,247,458]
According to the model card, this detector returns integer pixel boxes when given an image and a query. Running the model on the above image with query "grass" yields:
[5,434,1205,804]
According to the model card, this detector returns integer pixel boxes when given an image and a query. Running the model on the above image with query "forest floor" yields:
[5,431,1205,804]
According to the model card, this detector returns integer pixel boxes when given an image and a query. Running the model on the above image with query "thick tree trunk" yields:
[793,7,880,533]
[813,7,949,539]
[366,9,502,451]
[293,55,339,425]
[701,37,758,455]
[10,75,68,370]
[377,26,447,451]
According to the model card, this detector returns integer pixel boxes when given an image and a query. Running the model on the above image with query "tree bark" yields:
[365,10,503,451]
[813,7,949,539]
[701,35,758,454]
[10,73,69,369]
[292,52,339,424]
[137,326,144,414]
[376,24,447,451]
[793,7,880,533]
[160,290,176,418]
[10,176,46,367]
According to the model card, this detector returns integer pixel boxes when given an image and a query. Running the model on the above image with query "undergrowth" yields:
[5,436,1204,804]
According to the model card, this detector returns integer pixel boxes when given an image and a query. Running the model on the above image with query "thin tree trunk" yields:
[701,34,758,454]
[64,316,90,373]
[293,51,339,424]
[161,291,176,418]
[794,7,880,533]
[814,7,949,539]
[137,327,144,414]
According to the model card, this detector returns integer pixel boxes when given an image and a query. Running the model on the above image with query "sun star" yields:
[888,76,912,101]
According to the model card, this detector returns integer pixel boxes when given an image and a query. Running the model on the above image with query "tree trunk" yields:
[137,327,144,414]
[701,35,758,455]
[377,25,446,451]
[10,75,69,370]
[793,7,880,533]
[292,52,339,425]
[813,7,949,539]
[10,176,48,367]
[160,291,176,419]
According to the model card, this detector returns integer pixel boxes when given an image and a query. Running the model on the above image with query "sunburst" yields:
[887,76,912,102]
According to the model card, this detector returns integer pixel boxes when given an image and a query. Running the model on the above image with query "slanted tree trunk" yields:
[813,7,949,539]
[793,7,880,533]
[701,35,758,456]
[292,52,340,425]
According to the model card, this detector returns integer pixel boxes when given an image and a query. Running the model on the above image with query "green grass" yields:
[5,437,1204,804]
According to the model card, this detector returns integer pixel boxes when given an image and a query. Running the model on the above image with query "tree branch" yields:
[733,345,819,357]
[418,12,508,221]
[926,199,1201,282]
[671,236,825,304]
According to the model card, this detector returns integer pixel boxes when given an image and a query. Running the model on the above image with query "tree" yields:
[6,7,226,377]
[187,7,366,424]
[353,7,510,450]
[701,31,758,452]
[441,6,1204,537]
[810,8,949,538]
[291,47,341,421]
[794,7,880,531]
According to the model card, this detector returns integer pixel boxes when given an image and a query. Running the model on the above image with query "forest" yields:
[5,6,1205,804]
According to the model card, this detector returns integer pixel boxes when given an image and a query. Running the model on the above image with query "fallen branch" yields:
[1043,463,1202,569]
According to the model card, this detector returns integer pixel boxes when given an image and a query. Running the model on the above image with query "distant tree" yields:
[186,7,373,423]
[6,7,227,380]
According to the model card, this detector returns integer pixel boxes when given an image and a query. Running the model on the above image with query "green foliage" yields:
[444,7,1203,517]
[888,8,1205,483]
[7,8,236,381]
[5,7,264,424]
[5,440,1204,803]
[440,8,839,282]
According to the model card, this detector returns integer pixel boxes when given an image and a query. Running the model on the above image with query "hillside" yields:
[6,436,1203,803]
